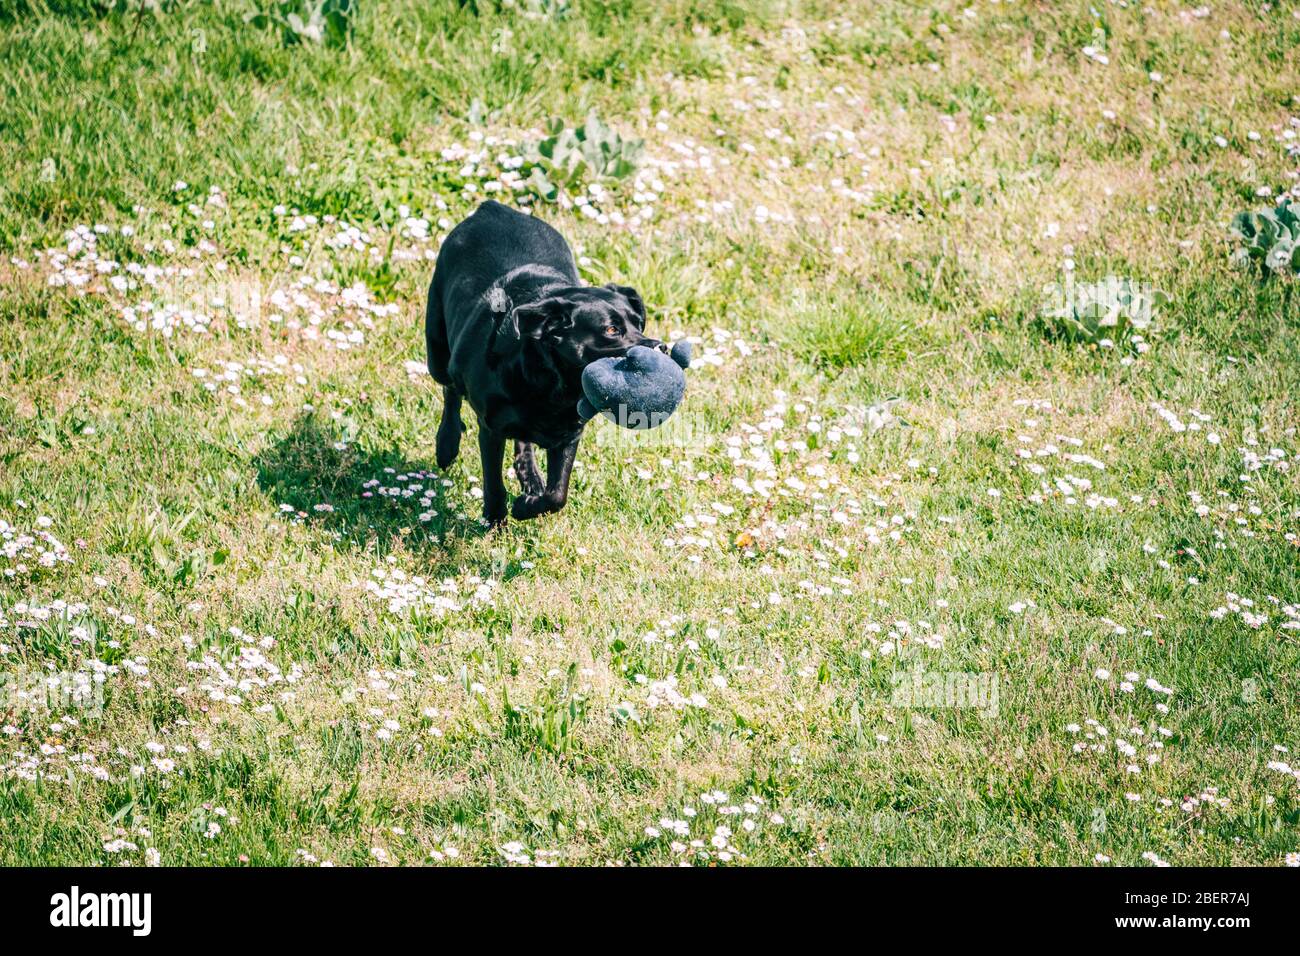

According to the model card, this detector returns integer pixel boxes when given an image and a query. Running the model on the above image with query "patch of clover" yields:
[0,599,157,784]
[642,791,785,865]
[1239,443,1291,475]
[102,829,162,867]
[662,391,913,567]
[1209,592,1300,634]
[339,667,452,747]
[362,564,497,617]
[861,617,947,660]
[360,468,447,525]
[36,205,405,361]
[1,597,148,681]
[182,627,304,713]
[1,515,72,580]
[497,841,561,867]
[640,673,710,713]
[192,353,309,410]
[1,711,116,784]
[1066,666,1176,779]
[1266,744,1300,793]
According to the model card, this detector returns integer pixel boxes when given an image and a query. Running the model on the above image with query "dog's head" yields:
[509,284,660,370]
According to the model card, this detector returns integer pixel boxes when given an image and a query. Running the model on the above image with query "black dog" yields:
[425,200,659,525]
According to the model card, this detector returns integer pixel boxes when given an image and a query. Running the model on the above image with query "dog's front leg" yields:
[478,425,508,527]
[511,437,579,521]
[512,441,545,496]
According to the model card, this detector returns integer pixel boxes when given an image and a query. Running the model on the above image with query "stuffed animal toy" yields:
[576,339,692,429]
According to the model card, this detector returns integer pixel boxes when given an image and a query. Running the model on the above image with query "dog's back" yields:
[432,201,578,317]
[426,201,578,386]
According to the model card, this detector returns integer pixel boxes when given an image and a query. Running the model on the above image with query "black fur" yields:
[425,200,659,525]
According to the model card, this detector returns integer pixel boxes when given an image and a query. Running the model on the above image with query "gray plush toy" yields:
[576,339,692,429]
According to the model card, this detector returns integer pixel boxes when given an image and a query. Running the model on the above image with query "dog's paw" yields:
[436,430,462,470]
[512,456,545,496]
[511,494,542,521]
[511,493,565,521]
[482,500,508,528]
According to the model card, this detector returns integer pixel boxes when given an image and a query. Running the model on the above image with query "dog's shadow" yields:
[253,414,489,563]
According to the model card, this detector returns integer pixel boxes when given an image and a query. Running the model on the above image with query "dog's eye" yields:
[604,325,619,336]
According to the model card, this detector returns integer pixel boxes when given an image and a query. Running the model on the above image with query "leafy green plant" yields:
[151,542,228,589]
[245,0,355,49]
[502,665,587,754]
[522,111,643,202]
[1039,276,1167,349]
[1230,199,1300,276]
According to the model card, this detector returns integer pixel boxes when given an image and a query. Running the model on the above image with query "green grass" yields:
[1,0,1299,867]
[777,284,917,371]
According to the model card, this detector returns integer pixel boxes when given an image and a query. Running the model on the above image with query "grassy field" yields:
[1,0,1299,867]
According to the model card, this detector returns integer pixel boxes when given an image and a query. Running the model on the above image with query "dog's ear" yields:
[606,284,646,331]
[512,297,573,341]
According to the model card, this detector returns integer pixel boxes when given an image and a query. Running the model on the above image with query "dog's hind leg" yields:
[425,288,452,384]
[427,286,466,470]
[436,387,464,470]
[512,441,544,496]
